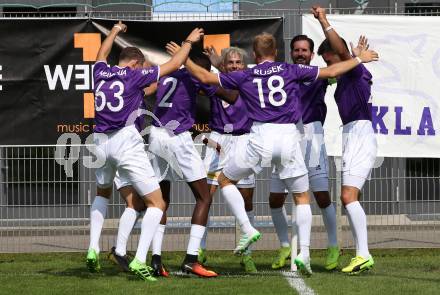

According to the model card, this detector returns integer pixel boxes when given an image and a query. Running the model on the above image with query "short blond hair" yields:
[253,33,277,59]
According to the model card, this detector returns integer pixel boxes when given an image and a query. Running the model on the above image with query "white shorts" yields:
[148,126,206,182]
[223,122,309,193]
[94,125,159,196]
[204,131,255,189]
[271,121,329,193]
[342,120,377,190]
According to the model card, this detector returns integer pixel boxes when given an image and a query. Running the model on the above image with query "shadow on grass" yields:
[37,265,130,280]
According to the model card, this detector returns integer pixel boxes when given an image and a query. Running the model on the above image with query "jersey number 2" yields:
[158,77,178,108]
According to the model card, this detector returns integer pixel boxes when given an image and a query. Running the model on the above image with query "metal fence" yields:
[0,3,440,253]
[0,145,439,253]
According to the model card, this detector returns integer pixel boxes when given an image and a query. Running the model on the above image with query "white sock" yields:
[246,210,255,253]
[221,185,257,237]
[152,224,166,256]
[187,224,206,255]
[321,204,338,247]
[346,211,359,255]
[200,216,209,250]
[88,196,109,253]
[134,207,163,263]
[296,204,312,259]
[271,207,290,248]
[346,201,369,258]
[115,208,139,256]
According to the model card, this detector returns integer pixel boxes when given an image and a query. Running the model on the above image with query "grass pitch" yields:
[0,249,439,295]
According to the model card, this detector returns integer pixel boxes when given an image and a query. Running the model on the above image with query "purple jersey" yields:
[219,61,319,124]
[208,88,252,135]
[334,64,372,125]
[152,68,214,134]
[300,79,328,125]
[93,61,159,133]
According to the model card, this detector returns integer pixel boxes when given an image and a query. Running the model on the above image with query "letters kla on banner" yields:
[302,15,440,158]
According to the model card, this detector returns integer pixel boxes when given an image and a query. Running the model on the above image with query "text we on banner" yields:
[0,17,283,145]
[302,14,440,158]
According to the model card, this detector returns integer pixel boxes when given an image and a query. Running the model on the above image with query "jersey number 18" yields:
[252,75,287,108]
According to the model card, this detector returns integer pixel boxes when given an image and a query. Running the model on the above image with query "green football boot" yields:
[325,246,340,270]
[86,249,101,273]
[342,255,374,275]
[271,246,291,269]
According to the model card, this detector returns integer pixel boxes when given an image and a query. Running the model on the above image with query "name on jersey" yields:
[297,64,314,70]
[99,68,127,78]
[253,64,284,75]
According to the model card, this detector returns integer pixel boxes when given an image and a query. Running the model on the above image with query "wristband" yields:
[182,40,193,47]
[325,26,334,32]
[113,25,123,31]
[355,56,362,64]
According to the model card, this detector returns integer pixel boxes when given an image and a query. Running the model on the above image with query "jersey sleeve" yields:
[291,64,319,83]
[132,65,160,88]
[93,61,109,82]
[218,71,246,90]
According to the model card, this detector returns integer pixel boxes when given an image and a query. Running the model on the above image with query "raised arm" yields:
[312,6,351,61]
[166,41,220,85]
[96,21,127,62]
[214,88,238,104]
[350,35,370,57]
[203,45,222,69]
[159,28,204,78]
[318,49,378,79]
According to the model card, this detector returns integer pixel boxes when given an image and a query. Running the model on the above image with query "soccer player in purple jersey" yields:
[313,6,377,274]
[107,61,160,274]
[146,53,231,278]
[268,34,340,271]
[198,46,258,273]
[87,21,204,282]
[166,30,378,276]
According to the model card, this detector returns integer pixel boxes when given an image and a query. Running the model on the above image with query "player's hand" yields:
[203,45,222,68]
[186,28,204,43]
[350,35,369,57]
[166,41,181,56]
[358,49,379,63]
[113,21,127,33]
[311,5,326,21]
[202,137,222,154]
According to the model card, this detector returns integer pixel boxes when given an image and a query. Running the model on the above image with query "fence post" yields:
[235,217,240,248]
[334,156,343,248]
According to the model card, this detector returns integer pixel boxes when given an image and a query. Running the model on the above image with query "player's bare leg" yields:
[197,183,218,265]
[86,186,112,272]
[180,178,218,277]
